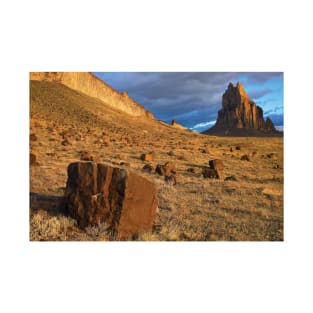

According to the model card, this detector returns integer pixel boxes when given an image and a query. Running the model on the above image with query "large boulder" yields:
[64,162,158,239]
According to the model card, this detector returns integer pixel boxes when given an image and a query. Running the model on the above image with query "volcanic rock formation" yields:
[206,82,276,135]
[30,72,154,119]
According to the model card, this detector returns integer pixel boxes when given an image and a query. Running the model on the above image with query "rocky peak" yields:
[208,82,277,134]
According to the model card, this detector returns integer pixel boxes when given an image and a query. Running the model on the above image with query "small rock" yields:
[30,153,39,166]
[80,151,99,162]
[187,167,196,173]
[209,159,224,171]
[267,153,275,158]
[142,164,153,173]
[62,138,71,146]
[103,135,111,146]
[240,155,250,161]
[224,175,238,181]
[30,133,37,141]
[208,198,219,204]
[230,147,233,152]
[141,153,153,162]
[235,145,241,150]
[168,150,175,156]
[202,167,220,179]
[155,161,176,176]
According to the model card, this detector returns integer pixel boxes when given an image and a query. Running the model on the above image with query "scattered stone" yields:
[225,188,236,195]
[61,138,71,146]
[30,152,39,166]
[235,145,241,150]
[30,133,37,141]
[208,198,219,204]
[142,164,154,173]
[162,161,176,176]
[240,154,250,161]
[168,150,175,156]
[46,152,56,157]
[103,135,111,145]
[202,167,220,179]
[187,167,196,173]
[64,162,158,239]
[267,153,275,158]
[80,151,100,162]
[155,161,176,176]
[224,175,238,181]
[230,147,233,152]
[141,153,153,162]
[209,159,224,171]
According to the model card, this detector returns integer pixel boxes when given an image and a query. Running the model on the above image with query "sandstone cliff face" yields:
[211,82,276,133]
[30,72,154,119]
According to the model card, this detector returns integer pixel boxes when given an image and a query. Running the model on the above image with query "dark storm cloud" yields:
[93,72,283,130]
[245,72,283,83]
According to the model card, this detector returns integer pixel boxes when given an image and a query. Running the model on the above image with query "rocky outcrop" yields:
[64,162,158,239]
[206,82,277,135]
[171,119,187,130]
[30,72,154,119]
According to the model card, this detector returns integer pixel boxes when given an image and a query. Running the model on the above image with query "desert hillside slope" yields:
[30,72,154,118]
[30,79,283,241]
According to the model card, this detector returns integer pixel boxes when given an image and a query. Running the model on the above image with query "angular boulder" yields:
[64,162,158,239]
[141,153,153,162]
[155,161,176,176]
[209,159,224,171]
[202,167,220,179]
[240,154,250,161]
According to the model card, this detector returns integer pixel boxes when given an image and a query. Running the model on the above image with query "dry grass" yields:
[30,80,284,241]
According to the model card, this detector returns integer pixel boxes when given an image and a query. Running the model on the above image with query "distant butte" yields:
[204,82,279,136]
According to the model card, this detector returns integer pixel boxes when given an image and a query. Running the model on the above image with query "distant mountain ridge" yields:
[30,72,154,119]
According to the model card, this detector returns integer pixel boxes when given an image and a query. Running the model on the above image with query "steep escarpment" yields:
[30,72,154,119]
[205,82,278,136]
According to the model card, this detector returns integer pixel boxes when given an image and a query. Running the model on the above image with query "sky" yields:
[93,72,283,132]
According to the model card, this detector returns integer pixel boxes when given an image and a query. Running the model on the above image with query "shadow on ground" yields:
[30,192,66,216]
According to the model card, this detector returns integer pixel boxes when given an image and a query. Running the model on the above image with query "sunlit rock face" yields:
[213,82,276,132]
[30,72,154,119]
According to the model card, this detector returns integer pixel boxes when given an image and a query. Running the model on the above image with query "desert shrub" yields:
[85,223,110,240]
[30,211,76,241]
